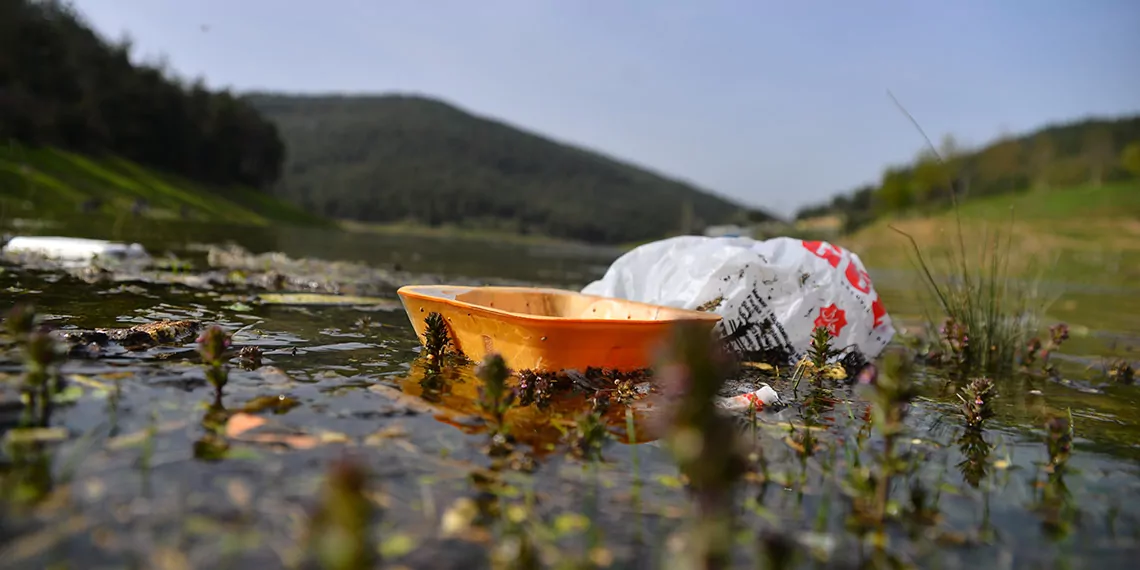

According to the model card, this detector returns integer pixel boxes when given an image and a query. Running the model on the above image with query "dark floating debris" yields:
[56,319,202,354]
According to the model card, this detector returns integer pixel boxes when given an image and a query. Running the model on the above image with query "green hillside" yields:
[245,93,773,244]
[797,114,1140,233]
[0,0,324,229]
[842,180,1140,287]
[0,144,326,227]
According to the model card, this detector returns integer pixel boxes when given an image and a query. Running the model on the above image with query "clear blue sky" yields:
[74,0,1140,217]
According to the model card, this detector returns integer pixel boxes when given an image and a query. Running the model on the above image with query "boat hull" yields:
[397,285,722,372]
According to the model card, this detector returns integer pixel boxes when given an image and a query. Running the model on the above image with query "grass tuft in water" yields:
[895,220,1048,380]
[887,93,1050,380]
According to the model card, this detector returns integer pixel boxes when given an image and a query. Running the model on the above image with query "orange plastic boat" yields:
[397,285,722,372]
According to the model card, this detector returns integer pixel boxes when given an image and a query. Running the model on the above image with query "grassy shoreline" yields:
[840,181,1140,287]
[0,145,329,228]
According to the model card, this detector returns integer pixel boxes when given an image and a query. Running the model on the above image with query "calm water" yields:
[1,215,1138,569]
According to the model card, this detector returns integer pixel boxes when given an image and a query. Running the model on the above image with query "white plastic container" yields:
[2,236,149,262]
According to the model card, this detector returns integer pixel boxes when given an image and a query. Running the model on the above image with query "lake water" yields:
[1,215,1137,569]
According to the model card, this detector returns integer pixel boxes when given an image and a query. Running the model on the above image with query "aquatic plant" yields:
[237,345,263,370]
[570,411,608,462]
[887,95,1049,380]
[477,353,516,451]
[1022,323,1071,375]
[5,305,65,427]
[423,311,454,362]
[515,369,571,409]
[658,322,747,570]
[1038,414,1077,539]
[4,303,36,341]
[196,324,231,401]
[791,326,846,395]
[956,428,993,490]
[850,350,919,533]
[308,456,378,570]
[1044,415,1072,475]
[954,377,997,489]
[1107,359,1135,385]
[958,376,996,430]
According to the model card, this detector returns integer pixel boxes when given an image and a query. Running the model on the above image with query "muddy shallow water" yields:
[1,217,1139,569]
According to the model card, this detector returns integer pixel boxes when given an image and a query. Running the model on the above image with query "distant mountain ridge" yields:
[245,92,775,244]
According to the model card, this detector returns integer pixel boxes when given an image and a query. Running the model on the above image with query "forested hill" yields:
[1,0,284,191]
[246,93,771,244]
[796,114,1140,232]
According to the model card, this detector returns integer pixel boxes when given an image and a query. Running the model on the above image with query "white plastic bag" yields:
[581,236,895,365]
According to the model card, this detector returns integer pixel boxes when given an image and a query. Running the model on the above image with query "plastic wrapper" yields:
[582,235,895,365]
[715,383,783,411]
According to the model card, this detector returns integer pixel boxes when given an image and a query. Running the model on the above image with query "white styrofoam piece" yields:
[2,236,149,262]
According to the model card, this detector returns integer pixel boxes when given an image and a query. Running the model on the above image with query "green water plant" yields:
[958,376,996,430]
[850,350,919,535]
[5,304,64,427]
[476,353,517,460]
[955,378,996,490]
[1044,415,1072,475]
[307,456,378,570]
[1022,323,1071,375]
[423,311,464,364]
[659,322,748,570]
[237,345,263,370]
[791,325,846,395]
[1038,414,1077,539]
[1107,359,1135,385]
[196,324,231,402]
[570,411,608,462]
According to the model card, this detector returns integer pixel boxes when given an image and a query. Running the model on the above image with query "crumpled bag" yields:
[581,235,895,365]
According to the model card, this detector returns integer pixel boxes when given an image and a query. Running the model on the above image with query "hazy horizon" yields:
[73,0,1140,217]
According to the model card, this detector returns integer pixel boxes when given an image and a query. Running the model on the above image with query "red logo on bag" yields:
[801,240,844,268]
[814,303,848,337]
[871,296,886,328]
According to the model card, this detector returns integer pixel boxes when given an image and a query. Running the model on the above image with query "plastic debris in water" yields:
[2,236,149,263]
[715,383,783,412]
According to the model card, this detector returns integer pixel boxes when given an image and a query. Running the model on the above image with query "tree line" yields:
[796,115,1140,231]
[0,0,284,190]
